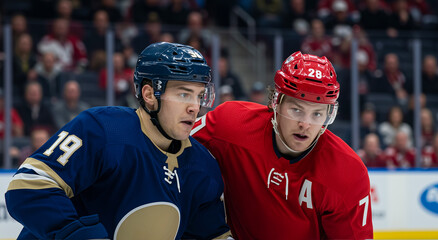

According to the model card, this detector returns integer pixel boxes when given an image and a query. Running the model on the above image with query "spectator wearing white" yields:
[378,105,413,148]
[37,18,88,72]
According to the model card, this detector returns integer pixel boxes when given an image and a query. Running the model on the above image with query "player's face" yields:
[276,96,328,154]
[159,81,206,140]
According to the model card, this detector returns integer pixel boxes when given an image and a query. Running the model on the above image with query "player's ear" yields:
[142,84,158,111]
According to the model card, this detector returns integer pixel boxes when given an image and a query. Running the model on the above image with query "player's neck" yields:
[138,108,173,151]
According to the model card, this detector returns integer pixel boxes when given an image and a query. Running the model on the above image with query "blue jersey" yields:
[5,106,228,239]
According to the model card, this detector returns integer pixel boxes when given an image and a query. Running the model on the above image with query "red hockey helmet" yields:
[274,51,339,105]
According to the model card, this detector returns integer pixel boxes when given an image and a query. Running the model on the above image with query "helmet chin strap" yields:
[142,100,174,141]
[271,103,327,155]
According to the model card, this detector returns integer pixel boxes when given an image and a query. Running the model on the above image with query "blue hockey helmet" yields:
[134,42,212,100]
[134,42,214,140]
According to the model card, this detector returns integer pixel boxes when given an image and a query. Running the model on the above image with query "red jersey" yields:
[422,145,438,168]
[383,146,416,168]
[192,101,373,239]
[357,149,386,168]
[0,108,24,138]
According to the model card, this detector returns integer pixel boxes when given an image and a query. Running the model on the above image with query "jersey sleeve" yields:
[321,171,373,239]
[191,110,217,148]
[5,110,109,239]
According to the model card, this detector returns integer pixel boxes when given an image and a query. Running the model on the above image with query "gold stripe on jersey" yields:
[7,157,74,198]
[136,108,192,172]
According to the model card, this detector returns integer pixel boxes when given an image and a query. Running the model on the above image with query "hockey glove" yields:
[54,214,109,240]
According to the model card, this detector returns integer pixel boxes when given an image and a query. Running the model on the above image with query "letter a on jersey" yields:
[299,179,313,209]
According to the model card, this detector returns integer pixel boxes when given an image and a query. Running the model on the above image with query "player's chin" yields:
[288,139,311,152]
[172,130,191,141]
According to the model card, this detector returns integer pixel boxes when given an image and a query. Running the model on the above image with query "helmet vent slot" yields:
[170,69,188,73]
[173,51,178,55]
[305,78,323,83]
[294,64,298,69]
[284,79,297,90]
[175,59,186,62]
[166,64,189,73]
[326,90,337,98]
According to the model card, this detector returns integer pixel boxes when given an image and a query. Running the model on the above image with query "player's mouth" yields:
[181,120,194,126]
[293,133,308,141]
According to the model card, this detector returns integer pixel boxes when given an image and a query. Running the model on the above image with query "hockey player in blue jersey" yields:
[5,42,230,240]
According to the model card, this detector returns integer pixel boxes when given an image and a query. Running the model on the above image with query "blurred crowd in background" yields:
[0,0,438,169]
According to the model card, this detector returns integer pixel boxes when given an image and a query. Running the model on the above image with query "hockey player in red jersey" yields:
[191,51,373,239]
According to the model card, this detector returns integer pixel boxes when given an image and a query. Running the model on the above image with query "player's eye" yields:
[179,93,190,99]
[313,112,322,118]
[292,108,300,112]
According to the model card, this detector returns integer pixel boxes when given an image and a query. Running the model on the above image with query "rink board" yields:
[1,169,438,239]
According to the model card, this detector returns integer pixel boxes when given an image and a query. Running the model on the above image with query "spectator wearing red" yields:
[317,0,358,20]
[37,18,88,72]
[358,133,386,167]
[421,108,435,147]
[301,18,333,58]
[383,131,416,168]
[0,89,24,139]
[422,133,438,168]
[99,52,134,99]
[331,26,376,71]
